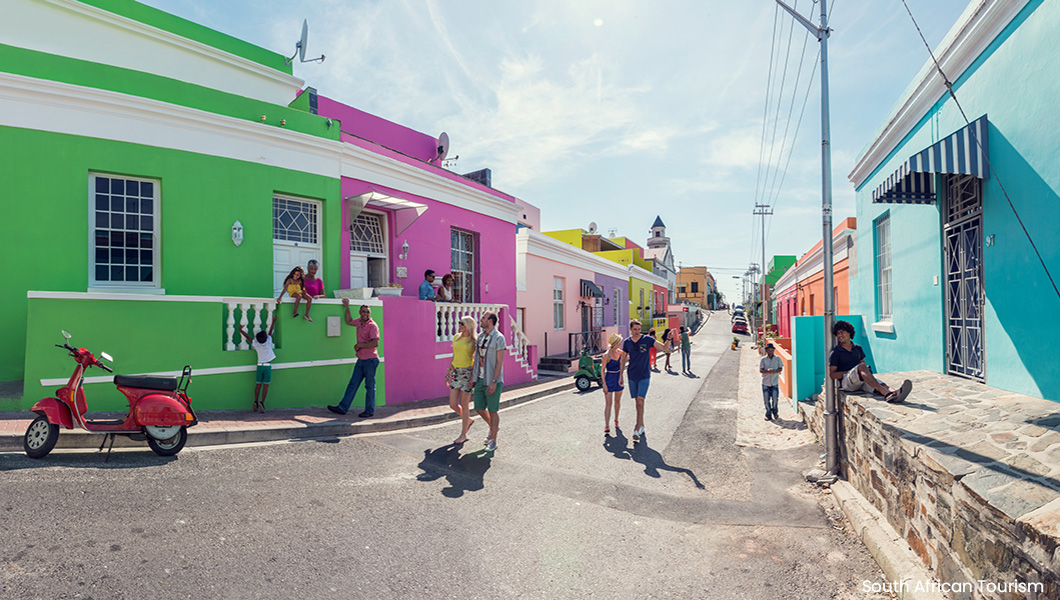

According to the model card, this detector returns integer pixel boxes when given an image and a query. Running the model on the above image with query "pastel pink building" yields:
[517,229,631,368]
[314,92,537,403]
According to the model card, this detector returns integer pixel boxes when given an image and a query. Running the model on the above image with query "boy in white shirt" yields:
[239,314,278,413]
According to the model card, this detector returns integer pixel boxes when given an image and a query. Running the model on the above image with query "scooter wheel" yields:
[24,415,59,459]
[575,375,592,392]
[146,426,187,457]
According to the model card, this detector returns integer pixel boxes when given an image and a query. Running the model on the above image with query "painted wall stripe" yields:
[39,357,381,387]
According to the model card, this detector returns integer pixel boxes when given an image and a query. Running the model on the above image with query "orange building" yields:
[773,218,857,338]
[676,266,716,309]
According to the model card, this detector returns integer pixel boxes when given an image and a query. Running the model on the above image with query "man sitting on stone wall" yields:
[827,320,912,404]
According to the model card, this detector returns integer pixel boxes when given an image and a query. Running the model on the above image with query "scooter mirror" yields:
[100,352,113,362]
[61,330,71,340]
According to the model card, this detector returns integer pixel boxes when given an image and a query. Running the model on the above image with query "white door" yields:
[349,255,368,288]
[274,245,321,296]
[273,196,322,296]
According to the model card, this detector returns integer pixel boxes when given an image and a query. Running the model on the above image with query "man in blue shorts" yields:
[620,320,672,443]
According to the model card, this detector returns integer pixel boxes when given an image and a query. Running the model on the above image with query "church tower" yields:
[647,215,669,250]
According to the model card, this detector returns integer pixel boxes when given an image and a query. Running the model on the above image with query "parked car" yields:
[732,319,748,334]
[731,311,744,322]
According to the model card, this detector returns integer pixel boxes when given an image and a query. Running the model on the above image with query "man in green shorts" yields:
[472,311,506,452]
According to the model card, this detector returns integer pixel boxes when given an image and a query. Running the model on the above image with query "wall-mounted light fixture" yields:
[399,239,410,260]
[232,220,244,247]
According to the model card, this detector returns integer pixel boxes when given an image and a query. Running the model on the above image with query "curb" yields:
[829,479,947,600]
[0,379,576,453]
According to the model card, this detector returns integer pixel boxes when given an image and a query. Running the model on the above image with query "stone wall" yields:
[804,370,1060,599]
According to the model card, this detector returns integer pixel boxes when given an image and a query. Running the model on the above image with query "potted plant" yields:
[731,336,740,350]
[375,283,403,297]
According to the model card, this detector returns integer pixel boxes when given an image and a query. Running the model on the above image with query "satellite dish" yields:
[588,222,598,234]
[286,20,325,65]
[435,132,450,163]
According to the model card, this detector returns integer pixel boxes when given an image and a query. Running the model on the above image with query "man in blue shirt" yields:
[418,270,436,301]
[620,320,672,443]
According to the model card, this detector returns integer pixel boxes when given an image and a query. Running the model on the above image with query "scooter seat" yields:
[113,374,178,391]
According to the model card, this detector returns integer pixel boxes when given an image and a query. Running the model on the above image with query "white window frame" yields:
[613,288,620,326]
[451,227,478,303]
[274,194,322,249]
[349,209,388,258]
[875,213,893,322]
[88,173,162,293]
[553,277,564,330]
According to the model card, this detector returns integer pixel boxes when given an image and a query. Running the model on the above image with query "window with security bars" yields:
[450,228,478,303]
[594,297,604,328]
[613,289,620,326]
[875,213,892,320]
[90,174,159,287]
[273,196,318,244]
[350,213,385,256]
[553,277,564,329]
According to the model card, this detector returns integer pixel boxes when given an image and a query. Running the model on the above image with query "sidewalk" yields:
[0,375,574,453]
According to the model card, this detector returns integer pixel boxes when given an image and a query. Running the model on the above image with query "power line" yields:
[899,0,1060,303]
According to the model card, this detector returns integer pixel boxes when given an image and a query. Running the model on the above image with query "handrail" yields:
[567,329,603,358]
[435,302,507,342]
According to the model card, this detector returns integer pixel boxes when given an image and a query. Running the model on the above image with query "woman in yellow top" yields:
[276,266,314,321]
[447,316,478,444]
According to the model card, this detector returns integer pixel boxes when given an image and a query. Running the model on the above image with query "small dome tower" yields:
[647,216,669,249]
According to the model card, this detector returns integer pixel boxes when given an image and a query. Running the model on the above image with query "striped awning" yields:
[872,115,989,205]
[580,279,604,298]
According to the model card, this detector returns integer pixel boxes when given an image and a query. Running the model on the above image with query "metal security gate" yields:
[943,174,985,381]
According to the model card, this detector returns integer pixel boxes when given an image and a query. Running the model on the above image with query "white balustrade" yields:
[224,300,276,351]
[238,303,251,351]
[225,302,238,351]
[435,302,506,343]
[509,315,532,366]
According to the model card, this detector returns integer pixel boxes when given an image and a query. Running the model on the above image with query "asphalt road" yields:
[0,314,889,599]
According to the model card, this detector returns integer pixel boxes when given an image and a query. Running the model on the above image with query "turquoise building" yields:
[847,0,1059,401]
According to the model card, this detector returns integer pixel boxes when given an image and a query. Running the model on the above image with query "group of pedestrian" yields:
[600,320,675,443]
[445,312,505,452]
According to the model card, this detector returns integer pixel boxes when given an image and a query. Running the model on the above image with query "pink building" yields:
[314,93,537,403]
[517,229,630,366]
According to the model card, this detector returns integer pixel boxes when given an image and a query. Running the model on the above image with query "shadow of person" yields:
[770,416,808,431]
[684,372,699,379]
[604,428,632,460]
[416,444,491,498]
[629,437,705,490]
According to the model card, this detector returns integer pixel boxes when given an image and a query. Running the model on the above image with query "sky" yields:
[142,0,971,302]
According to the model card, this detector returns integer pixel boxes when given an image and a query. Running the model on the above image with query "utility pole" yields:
[776,0,837,483]
[747,263,760,344]
[754,203,773,335]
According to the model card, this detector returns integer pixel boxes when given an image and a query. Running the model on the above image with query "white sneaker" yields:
[485,440,497,452]
[632,427,642,442]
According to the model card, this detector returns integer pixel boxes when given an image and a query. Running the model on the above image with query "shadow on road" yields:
[602,431,704,490]
[416,443,492,498]
[0,450,179,471]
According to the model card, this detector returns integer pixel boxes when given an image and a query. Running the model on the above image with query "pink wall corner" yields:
[380,295,448,404]
[518,201,541,230]
[317,95,438,162]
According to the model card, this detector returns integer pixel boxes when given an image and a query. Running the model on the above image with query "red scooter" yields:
[24,330,197,460]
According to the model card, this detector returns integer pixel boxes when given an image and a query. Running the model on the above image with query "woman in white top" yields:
[436,273,456,302]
